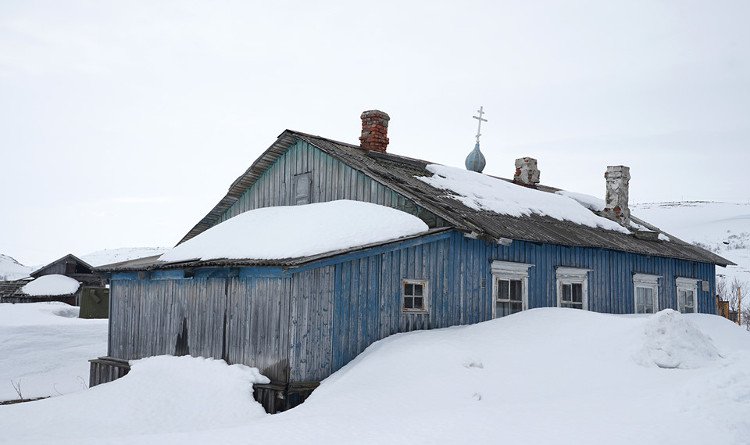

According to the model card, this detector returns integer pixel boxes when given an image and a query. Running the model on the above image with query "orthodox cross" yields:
[473,106,487,144]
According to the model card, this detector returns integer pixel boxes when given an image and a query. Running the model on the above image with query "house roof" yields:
[31,254,96,278]
[177,130,733,267]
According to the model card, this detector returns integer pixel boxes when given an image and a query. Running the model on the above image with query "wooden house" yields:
[4,254,105,305]
[92,110,732,412]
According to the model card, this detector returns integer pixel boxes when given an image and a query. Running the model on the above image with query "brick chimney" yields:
[513,157,540,186]
[603,165,631,226]
[359,110,390,152]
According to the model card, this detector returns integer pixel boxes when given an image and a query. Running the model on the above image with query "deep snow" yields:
[160,200,429,263]
[0,303,107,401]
[1,308,748,445]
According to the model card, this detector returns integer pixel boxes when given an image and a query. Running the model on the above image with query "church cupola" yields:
[465,106,487,173]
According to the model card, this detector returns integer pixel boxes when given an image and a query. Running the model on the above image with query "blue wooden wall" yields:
[108,230,717,384]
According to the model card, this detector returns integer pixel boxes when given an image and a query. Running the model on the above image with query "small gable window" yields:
[293,172,312,205]
[634,273,660,314]
[402,279,428,313]
[556,267,590,310]
[676,277,698,314]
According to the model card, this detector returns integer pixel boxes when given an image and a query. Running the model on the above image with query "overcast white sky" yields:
[1,0,748,266]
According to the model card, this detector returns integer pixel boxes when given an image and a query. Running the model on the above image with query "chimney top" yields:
[359,110,390,152]
[513,157,540,186]
[603,165,631,226]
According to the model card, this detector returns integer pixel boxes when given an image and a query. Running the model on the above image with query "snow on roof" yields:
[21,274,81,296]
[159,200,430,263]
[81,247,170,267]
[419,164,629,234]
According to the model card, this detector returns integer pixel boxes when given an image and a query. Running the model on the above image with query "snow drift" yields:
[2,308,748,445]
[0,356,268,443]
[634,309,722,369]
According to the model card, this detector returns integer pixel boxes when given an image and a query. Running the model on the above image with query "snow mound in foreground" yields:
[635,309,722,369]
[0,356,269,442]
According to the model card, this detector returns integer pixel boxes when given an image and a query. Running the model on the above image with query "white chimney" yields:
[603,165,630,226]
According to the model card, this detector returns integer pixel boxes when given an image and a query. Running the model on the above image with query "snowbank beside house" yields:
[20,274,80,296]
[2,308,749,445]
[419,165,629,233]
[160,200,429,263]
[0,302,107,401]
[0,254,32,280]
[0,356,268,443]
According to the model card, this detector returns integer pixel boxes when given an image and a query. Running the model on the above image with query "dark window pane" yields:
[404,297,413,309]
[499,280,509,300]
[496,302,510,317]
[572,283,583,303]
[405,283,413,296]
[414,297,424,309]
[510,280,522,301]
[510,302,522,313]
[562,284,572,302]
[414,284,423,296]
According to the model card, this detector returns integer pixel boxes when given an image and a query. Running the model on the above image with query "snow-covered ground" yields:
[633,201,750,306]
[80,247,170,267]
[1,308,748,445]
[0,253,32,280]
[0,302,107,401]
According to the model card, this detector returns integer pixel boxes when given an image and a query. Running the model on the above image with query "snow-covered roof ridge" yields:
[20,274,81,296]
[159,200,430,263]
[418,164,630,234]
[81,247,170,268]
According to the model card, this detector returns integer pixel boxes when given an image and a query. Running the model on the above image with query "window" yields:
[402,279,428,312]
[633,274,660,314]
[556,267,590,310]
[293,172,312,205]
[491,261,533,318]
[676,277,698,314]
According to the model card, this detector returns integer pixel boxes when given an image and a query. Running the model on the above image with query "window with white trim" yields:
[402,279,428,312]
[676,277,698,314]
[556,267,590,310]
[491,261,533,318]
[633,273,660,314]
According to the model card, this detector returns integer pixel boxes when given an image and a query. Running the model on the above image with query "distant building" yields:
[3,254,104,305]
[92,110,733,412]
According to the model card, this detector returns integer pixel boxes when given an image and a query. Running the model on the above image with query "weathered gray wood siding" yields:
[217,139,441,227]
[108,274,291,382]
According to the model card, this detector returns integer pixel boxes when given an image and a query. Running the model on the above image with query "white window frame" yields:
[633,273,660,314]
[676,277,698,314]
[401,279,429,313]
[556,267,590,310]
[491,261,533,318]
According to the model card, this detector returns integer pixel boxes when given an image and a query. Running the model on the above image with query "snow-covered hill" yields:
[1,308,748,445]
[0,254,32,281]
[633,201,750,303]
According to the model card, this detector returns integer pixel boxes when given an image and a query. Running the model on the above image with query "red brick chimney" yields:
[359,110,390,152]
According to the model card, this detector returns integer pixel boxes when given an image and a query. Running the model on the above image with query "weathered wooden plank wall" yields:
[108,275,291,382]
[217,140,442,227]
